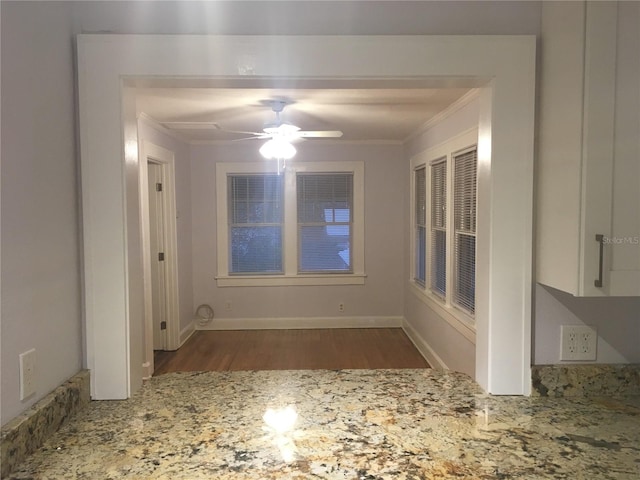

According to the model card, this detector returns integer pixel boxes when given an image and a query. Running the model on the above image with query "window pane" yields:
[454,150,477,234]
[228,174,283,274]
[297,174,352,223]
[431,161,447,229]
[229,174,283,224]
[297,173,353,273]
[299,225,351,271]
[230,226,282,273]
[430,160,447,296]
[431,229,446,296]
[415,225,426,286]
[454,233,475,314]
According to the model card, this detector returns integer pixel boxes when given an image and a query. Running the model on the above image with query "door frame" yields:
[138,140,180,379]
[77,34,535,398]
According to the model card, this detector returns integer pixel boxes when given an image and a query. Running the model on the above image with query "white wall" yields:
[535,285,640,364]
[68,1,541,36]
[137,120,193,334]
[1,2,82,424]
[405,96,481,159]
[191,142,405,321]
[403,97,480,377]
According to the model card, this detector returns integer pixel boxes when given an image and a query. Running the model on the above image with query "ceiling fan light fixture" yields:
[259,138,297,160]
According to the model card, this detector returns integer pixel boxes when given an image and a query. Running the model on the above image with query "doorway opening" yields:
[78,35,535,398]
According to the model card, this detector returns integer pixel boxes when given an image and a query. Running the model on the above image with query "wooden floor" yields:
[153,328,429,375]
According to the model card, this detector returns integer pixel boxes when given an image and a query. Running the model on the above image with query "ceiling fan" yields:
[161,100,344,142]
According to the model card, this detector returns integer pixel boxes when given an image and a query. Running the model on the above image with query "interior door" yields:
[147,161,167,350]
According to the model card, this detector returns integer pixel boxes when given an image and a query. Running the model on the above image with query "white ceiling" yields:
[136,86,472,143]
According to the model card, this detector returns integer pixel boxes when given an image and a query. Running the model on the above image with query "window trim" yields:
[216,161,365,287]
[414,166,427,286]
[409,127,478,333]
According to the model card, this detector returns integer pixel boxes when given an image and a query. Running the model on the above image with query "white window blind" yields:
[415,167,426,286]
[297,173,353,273]
[453,148,477,314]
[228,174,283,274]
[430,159,447,297]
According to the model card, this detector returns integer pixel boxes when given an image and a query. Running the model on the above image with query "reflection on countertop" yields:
[7,369,640,479]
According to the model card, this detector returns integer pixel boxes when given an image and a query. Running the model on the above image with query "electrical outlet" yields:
[560,325,597,361]
[225,301,232,311]
[19,349,37,400]
[338,302,345,312]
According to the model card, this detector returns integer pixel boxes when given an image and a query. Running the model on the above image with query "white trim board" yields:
[77,34,535,399]
[197,316,403,331]
[179,320,196,347]
[402,319,449,371]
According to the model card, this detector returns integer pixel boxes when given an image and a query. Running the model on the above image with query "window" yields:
[414,167,426,286]
[228,174,283,274]
[297,173,353,273]
[216,162,365,286]
[430,159,447,297]
[452,148,477,314]
[410,129,478,323]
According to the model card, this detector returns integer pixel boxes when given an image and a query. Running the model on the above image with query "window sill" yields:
[409,282,476,344]
[216,273,367,287]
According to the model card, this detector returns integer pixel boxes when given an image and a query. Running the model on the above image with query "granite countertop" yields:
[7,369,640,479]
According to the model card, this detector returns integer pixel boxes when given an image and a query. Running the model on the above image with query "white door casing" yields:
[147,162,167,351]
[77,35,535,398]
[138,140,180,381]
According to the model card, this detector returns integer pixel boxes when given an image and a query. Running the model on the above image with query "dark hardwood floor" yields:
[153,328,429,375]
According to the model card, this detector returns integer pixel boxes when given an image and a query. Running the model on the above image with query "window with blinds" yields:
[414,167,426,286]
[228,174,283,274]
[297,173,353,273]
[430,159,447,297]
[453,148,477,314]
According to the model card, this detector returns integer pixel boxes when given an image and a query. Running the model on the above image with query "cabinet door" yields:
[608,1,640,296]
[579,2,617,296]
[538,1,639,297]
[537,1,588,295]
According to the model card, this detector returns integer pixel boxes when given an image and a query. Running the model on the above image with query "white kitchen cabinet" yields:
[537,1,640,297]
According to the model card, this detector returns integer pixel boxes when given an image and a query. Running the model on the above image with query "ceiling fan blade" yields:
[295,130,343,138]
[161,121,222,130]
[218,129,265,136]
[231,135,271,142]
[161,121,263,136]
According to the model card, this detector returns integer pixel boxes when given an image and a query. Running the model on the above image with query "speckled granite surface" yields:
[7,369,640,479]
[1,370,90,478]
[532,364,640,397]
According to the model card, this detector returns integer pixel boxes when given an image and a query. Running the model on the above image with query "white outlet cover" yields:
[19,349,37,400]
[560,325,597,361]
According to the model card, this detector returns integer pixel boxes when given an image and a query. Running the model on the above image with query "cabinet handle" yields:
[594,234,604,288]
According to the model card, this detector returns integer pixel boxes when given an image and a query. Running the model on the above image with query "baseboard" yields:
[142,361,152,381]
[180,320,196,346]
[197,316,404,330]
[1,370,91,478]
[402,319,449,370]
